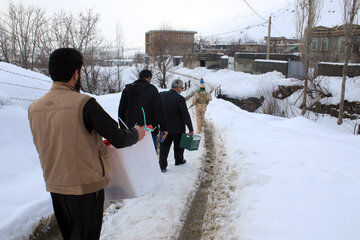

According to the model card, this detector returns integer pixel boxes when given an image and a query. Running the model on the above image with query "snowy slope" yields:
[206,98,360,240]
[200,0,344,42]
[0,63,53,239]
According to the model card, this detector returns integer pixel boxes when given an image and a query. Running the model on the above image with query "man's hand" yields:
[134,125,145,141]
[189,131,194,135]
[161,131,168,141]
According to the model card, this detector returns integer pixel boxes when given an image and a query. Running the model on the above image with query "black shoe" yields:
[175,160,186,166]
[161,169,167,173]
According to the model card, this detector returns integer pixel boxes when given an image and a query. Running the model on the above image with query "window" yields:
[339,36,345,52]
[321,37,329,51]
[311,37,319,51]
[180,34,184,39]
[353,36,360,52]
[186,35,190,40]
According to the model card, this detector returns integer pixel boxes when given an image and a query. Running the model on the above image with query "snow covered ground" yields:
[1,63,360,240]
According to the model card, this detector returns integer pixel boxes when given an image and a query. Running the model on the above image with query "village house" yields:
[145,30,197,56]
[263,36,300,53]
[309,24,360,63]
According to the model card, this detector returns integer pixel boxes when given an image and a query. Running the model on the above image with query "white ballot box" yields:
[104,132,162,200]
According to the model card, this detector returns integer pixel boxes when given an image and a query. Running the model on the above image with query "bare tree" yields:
[154,54,173,89]
[227,37,245,56]
[114,23,124,92]
[51,9,110,94]
[130,52,147,81]
[36,25,56,74]
[0,3,114,95]
[0,3,47,69]
[194,35,211,53]
[99,67,118,94]
[295,0,322,115]
[150,25,175,89]
[51,11,75,48]
[0,16,11,62]
[337,0,360,124]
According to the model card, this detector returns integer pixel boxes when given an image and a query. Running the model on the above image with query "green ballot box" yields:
[179,133,201,151]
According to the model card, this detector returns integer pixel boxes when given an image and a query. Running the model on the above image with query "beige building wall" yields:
[145,30,197,56]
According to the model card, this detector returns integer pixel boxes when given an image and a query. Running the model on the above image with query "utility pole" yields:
[266,16,271,60]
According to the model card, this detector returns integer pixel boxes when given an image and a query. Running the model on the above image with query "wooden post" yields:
[266,16,272,60]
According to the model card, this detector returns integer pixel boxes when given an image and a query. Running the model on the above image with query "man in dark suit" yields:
[159,79,194,172]
[118,69,168,150]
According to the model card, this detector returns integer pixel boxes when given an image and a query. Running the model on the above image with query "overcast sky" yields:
[3,0,343,50]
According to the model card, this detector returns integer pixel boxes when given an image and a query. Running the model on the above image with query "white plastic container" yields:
[104,132,162,200]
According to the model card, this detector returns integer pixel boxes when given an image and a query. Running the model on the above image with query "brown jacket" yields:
[28,82,109,195]
[192,91,212,112]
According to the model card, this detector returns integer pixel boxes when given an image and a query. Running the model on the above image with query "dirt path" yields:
[177,121,228,239]
[178,121,234,240]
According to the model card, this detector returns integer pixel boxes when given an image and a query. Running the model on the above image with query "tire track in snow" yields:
[178,122,235,240]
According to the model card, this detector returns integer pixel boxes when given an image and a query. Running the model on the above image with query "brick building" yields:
[263,36,300,53]
[145,30,197,56]
[202,43,266,56]
[309,24,360,63]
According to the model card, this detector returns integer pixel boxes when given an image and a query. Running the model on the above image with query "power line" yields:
[211,21,268,36]
[209,0,295,39]
[243,0,267,21]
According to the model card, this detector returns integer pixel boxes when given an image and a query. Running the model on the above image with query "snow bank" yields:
[206,98,360,240]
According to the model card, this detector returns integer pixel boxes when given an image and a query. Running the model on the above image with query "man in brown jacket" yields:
[28,48,145,240]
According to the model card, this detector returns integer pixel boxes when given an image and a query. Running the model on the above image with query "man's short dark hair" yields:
[139,69,152,79]
[49,48,83,82]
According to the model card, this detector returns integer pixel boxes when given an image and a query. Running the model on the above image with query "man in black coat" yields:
[159,79,194,172]
[118,70,167,149]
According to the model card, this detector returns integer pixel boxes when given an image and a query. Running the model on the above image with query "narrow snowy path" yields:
[178,120,235,240]
[178,122,217,239]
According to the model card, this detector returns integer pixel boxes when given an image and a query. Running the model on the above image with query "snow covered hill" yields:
[200,0,344,42]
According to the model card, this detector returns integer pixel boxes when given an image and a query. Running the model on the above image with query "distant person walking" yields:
[159,79,194,172]
[192,84,212,134]
[28,48,145,240]
[118,69,167,150]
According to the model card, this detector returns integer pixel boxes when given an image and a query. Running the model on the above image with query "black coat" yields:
[118,79,167,136]
[160,89,193,134]
[83,98,138,148]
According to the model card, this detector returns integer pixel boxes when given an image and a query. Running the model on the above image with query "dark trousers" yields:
[50,189,104,240]
[159,133,184,170]
[152,134,158,150]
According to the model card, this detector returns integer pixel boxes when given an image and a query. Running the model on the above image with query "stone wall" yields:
[234,59,288,75]
[234,53,300,76]
[217,94,264,112]
[254,60,288,76]
[310,100,360,120]
[234,53,300,61]
[317,63,360,77]
[234,59,255,73]
[183,53,228,69]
